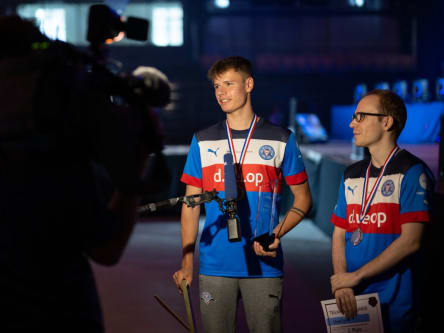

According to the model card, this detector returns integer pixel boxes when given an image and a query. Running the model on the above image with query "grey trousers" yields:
[199,275,283,333]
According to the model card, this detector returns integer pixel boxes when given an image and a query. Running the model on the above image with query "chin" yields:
[354,138,365,147]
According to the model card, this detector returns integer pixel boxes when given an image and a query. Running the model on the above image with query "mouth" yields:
[219,99,230,105]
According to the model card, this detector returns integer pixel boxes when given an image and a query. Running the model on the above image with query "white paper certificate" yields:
[320,293,384,333]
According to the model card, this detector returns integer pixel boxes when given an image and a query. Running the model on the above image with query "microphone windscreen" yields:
[224,153,238,201]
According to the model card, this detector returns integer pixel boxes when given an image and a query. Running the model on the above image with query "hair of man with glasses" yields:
[364,89,407,140]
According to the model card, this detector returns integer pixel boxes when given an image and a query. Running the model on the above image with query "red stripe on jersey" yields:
[331,213,348,229]
[241,164,281,192]
[201,163,284,192]
[181,173,202,189]
[400,211,430,224]
[284,171,308,185]
[345,203,402,234]
[202,164,225,191]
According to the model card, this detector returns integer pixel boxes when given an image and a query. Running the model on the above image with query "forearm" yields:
[179,185,202,268]
[273,182,312,238]
[355,224,424,281]
[180,205,200,267]
[273,207,305,238]
[332,227,347,274]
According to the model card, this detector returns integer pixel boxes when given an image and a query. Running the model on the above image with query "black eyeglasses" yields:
[352,112,387,123]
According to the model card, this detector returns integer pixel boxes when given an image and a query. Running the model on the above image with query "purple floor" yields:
[92,219,332,333]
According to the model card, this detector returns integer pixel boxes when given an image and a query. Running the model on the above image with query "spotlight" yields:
[436,78,444,100]
[354,83,367,103]
[374,82,390,90]
[214,0,230,8]
[392,80,408,101]
[412,79,429,102]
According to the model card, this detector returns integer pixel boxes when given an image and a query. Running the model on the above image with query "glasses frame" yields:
[352,112,387,123]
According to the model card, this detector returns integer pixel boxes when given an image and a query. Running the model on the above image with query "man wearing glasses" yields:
[329,89,434,333]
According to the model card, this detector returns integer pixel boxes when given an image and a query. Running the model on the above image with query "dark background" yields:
[3,0,443,145]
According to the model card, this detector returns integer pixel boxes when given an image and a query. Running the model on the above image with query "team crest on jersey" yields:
[381,179,395,196]
[259,145,275,160]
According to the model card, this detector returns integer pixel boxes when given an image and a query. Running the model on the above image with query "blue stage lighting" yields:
[214,0,230,8]
[412,79,429,102]
[436,78,444,100]
[354,83,367,103]
[374,82,390,90]
[392,80,408,101]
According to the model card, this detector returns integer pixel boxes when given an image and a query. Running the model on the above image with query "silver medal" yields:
[351,228,362,246]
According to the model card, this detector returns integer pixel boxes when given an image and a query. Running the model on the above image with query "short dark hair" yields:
[365,89,407,140]
[207,56,252,81]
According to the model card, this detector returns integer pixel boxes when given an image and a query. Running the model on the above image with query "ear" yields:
[245,77,254,93]
[384,115,394,132]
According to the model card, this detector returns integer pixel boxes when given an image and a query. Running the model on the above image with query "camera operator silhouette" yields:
[0,11,170,332]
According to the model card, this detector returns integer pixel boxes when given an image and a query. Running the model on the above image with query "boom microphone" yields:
[224,153,241,242]
[138,190,218,213]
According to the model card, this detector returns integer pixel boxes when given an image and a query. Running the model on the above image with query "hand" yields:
[334,288,357,319]
[172,266,193,294]
[330,271,361,294]
[253,236,280,258]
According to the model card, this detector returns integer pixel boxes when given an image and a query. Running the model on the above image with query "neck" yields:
[226,110,255,130]
[369,140,397,168]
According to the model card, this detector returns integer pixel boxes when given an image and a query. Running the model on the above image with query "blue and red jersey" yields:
[331,149,434,332]
[181,118,307,278]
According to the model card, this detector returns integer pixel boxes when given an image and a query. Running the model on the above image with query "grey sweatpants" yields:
[199,275,283,333]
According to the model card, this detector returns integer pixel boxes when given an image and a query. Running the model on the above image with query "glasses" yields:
[352,112,387,123]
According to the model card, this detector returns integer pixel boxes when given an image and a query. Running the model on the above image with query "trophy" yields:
[253,179,279,251]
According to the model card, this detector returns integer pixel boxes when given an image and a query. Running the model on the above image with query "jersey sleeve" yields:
[399,163,433,224]
[180,135,203,188]
[331,175,348,229]
[281,132,308,185]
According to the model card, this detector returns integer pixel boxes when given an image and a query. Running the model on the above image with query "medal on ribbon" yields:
[225,114,259,198]
[352,146,399,246]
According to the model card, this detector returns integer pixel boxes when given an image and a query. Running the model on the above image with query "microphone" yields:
[138,190,218,213]
[224,153,241,242]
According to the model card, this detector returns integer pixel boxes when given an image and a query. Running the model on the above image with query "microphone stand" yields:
[138,189,225,213]
[139,189,242,241]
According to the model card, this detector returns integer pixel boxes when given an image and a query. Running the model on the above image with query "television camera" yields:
[0,5,172,195]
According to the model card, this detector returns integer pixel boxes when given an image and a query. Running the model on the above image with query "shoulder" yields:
[344,158,369,180]
[195,121,225,143]
[254,118,292,143]
[387,149,432,177]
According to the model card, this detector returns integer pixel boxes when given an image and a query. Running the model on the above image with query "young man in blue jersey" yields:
[330,89,434,333]
[173,56,312,333]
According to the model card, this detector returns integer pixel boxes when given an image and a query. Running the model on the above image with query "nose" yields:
[350,118,357,129]
[217,85,227,94]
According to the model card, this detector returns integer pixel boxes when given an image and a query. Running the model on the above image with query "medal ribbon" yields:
[359,146,399,223]
[225,114,258,165]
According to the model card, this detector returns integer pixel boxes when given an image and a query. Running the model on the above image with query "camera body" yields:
[0,9,171,194]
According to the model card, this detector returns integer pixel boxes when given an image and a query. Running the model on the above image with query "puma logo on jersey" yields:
[347,185,357,195]
[208,147,220,157]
